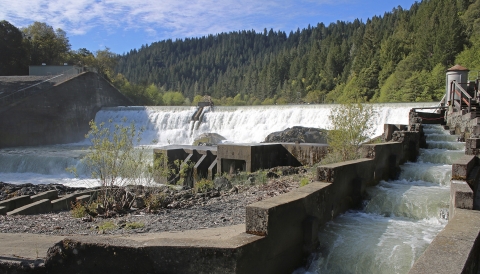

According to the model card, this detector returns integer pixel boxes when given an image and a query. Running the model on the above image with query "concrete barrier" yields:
[452,155,477,181]
[450,181,474,220]
[75,195,92,204]
[0,195,31,212]
[51,193,84,212]
[409,209,480,274]
[7,199,51,215]
[31,190,58,202]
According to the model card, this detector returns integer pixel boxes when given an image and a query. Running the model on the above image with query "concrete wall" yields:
[0,72,132,148]
[216,143,326,174]
[29,65,82,76]
[153,145,218,186]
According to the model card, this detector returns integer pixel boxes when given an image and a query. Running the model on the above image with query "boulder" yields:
[193,133,226,146]
[263,126,327,144]
[214,177,233,191]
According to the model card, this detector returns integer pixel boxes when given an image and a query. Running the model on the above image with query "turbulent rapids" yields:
[296,125,463,274]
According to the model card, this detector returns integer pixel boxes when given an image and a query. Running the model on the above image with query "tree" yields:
[163,91,185,105]
[0,20,27,75]
[325,103,377,162]
[22,22,71,65]
[92,47,118,79]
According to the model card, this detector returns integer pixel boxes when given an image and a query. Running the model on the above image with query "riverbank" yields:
[0,174,304,236]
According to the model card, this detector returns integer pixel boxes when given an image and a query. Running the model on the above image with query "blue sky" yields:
[1,0,419,55]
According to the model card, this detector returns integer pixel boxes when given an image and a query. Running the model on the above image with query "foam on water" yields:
[95,103,437,146]
[297,124,464,274]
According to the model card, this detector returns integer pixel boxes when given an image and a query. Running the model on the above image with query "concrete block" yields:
[450,181,474,220]
[31,190,58,202]
[452,155,477,180]
[51,193,84,212]
[0,206,6,215]
[410,209,480,274]
[0,195,31,212]
[7,199,52,215]
[76,194,92,204]
[466,138,480,149]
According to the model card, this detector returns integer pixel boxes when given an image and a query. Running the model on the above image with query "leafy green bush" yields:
[71,201,88,218]
[326,103,377,163]
[194,179,214,193]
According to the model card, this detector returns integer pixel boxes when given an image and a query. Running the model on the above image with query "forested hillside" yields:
[115,0,480,105]
[2,0,480,105]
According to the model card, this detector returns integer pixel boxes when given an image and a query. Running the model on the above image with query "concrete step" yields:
[0,190,96,215]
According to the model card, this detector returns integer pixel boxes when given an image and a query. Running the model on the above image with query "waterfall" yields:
[94,103,437,146]
[296,125,462,274]
[0,102,437,187]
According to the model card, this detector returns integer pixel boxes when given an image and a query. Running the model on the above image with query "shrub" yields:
[326,103,377,162]
[71,201,87,218]
[68,118,166,215]
[194,179,214,193]
[145,192,167,210]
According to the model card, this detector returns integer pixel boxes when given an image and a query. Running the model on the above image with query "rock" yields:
[267,171,280,178]
[214,177,232,191]
[263,126,327,143]
[193,133,226,146]
[132,196,145,208]
[268,166,306,176]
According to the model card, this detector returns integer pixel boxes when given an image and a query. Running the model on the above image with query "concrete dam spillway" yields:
[0,102,448,273]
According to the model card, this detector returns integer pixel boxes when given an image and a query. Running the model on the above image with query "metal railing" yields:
[450,80,475,113]
[0,67,83,107]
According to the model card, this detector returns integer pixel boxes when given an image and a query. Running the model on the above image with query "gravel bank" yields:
[0,179,301,236]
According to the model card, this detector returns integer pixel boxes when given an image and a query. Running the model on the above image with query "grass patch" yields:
[98,221,116,231]
[299,178,310,187]
[125,222,145,230]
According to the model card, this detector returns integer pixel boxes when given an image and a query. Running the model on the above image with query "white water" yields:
[0,103,436,187]
[296,125,463,274]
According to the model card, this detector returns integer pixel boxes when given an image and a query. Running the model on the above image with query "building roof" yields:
[447,64,469,71]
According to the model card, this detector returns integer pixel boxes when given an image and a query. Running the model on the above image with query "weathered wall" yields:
[0,72,131,148]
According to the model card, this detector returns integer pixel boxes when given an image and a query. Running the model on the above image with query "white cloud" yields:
[0,0,336,40]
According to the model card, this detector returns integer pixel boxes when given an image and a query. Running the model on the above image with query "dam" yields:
[2,102,464,273]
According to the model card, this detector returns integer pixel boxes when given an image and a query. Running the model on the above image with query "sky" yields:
[1,0,419,55]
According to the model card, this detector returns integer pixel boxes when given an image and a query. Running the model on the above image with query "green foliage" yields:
[163,91,185,106]
[327,103,377,162]
[2,0,479,103]
[0,20,27,75]
[299,178,310,187]
[73,119,157,212]
[21,21,71,65]
[145,192,167,210]
[70,201,88,218]
[125,222,145,229]
[98,221,116,231]
[194,179,214,193]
